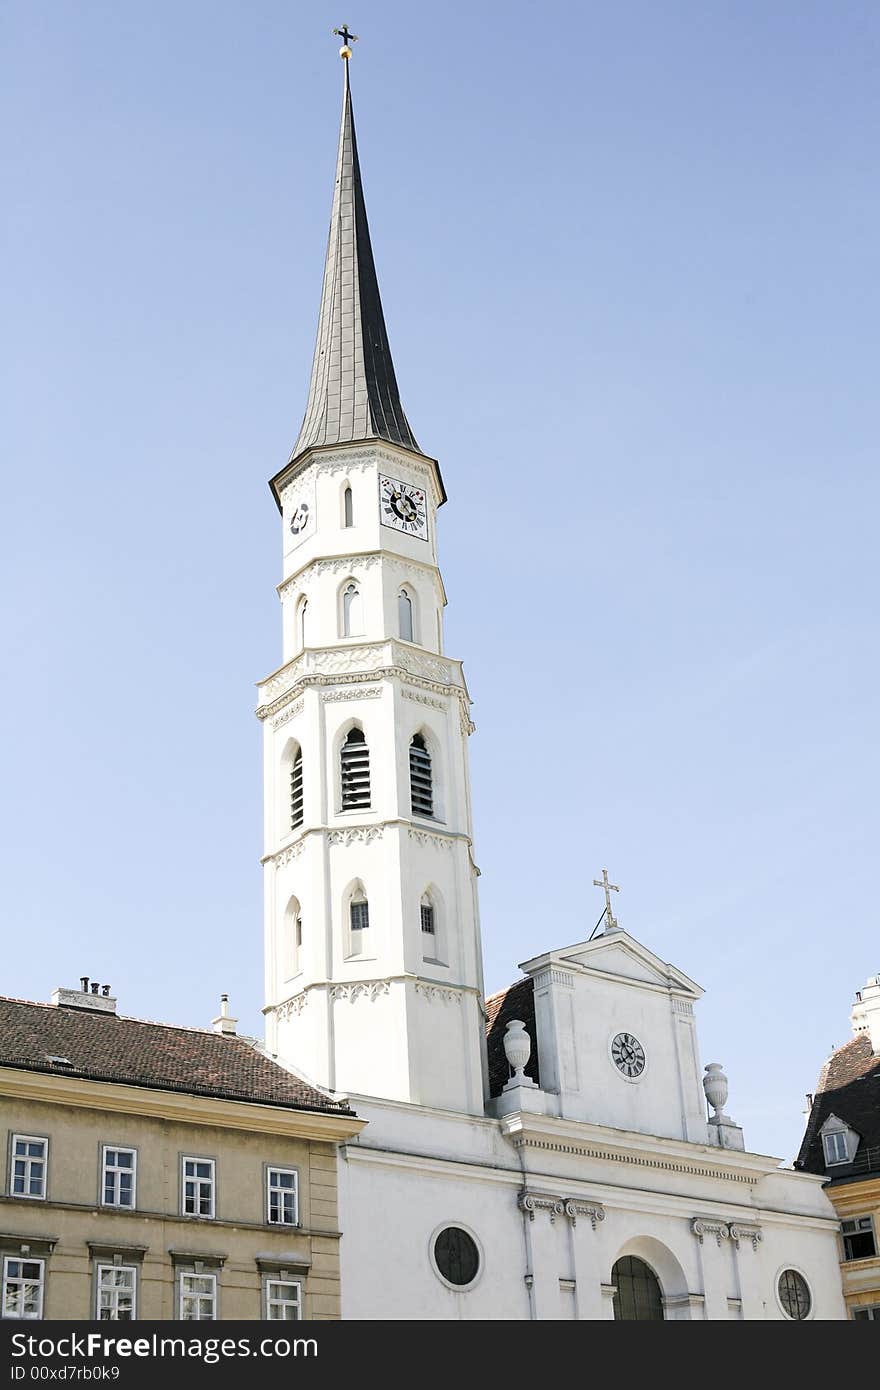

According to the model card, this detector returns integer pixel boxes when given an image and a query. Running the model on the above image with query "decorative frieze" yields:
[330,980,390,1003]
[272,699,304,731]
[322,687,383,703]
[672,998,694,1016]
[273,991,309,1021]
[270,839,306,867]
[402,688,446,711]
[414,983,461,1006]
[518,1190,606,1229]
[408,828,455,851]
[328,826,384,847]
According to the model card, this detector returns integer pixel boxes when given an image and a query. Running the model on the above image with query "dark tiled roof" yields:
[795,1033,880,1181]
[0,996,351,1115]
[485,978,540,1098]
[287,64,419,468]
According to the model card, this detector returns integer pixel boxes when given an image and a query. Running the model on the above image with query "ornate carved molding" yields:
[691,1218,731,1247]
[414,983,461,1006]
[506,1135,757,1185]
[408,828,455,851]
[402,688,446,711]
[273,991,309,1021]
[329,980,390,1003]
[322,687,383,703]
[518,1190,605,1229]
[564,1200,606,1231]
[728,1223,763,1251]
[271,839,307,867]
[398,647,454,684]
[328,826,384,847]
[272,699,304,731]
[672,998,695,1016]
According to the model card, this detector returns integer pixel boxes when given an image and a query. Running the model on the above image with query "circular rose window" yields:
[432,1226,480,1288]
[778,1268,811,1320]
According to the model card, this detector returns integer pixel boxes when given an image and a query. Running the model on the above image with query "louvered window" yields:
[290,750,303,829]
[350,899,370,932]
[341,729,371,810]
[409,734,433,817]
[420,902,435,935]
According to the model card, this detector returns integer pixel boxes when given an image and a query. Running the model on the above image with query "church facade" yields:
[258,47,845,1320]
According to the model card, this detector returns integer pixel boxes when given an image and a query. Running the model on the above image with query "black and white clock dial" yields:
[611,1032,646,1079]
[378,474,428,540]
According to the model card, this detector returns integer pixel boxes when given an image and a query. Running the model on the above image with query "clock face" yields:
[611,1032,646,1079]
[378,474,428,540]
[288,498,313,547]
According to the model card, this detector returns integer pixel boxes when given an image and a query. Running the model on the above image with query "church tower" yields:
[259,50,486,1115]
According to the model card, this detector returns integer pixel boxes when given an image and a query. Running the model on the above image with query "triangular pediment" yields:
[520,930,703,1000]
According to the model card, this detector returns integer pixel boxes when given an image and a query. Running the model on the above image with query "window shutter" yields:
[409,734,433,817]
[290,751,304,829]
[341,729,371,810]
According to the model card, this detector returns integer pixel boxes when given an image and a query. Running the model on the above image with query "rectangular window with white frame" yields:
[101,1147,136,1209]
[852,1306,879,1320]
[2,1256,45,1319]
[181,1157,215,1218]
[10,1135,47,1200]
[842,1216,876,1262]
[96,1264,136,1320]
[264,1277,302,1320]
[266,1168,299,1227]
[179,1272,216,1320]
[822,1130,849,1165]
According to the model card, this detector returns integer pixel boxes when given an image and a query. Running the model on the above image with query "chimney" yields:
[211,993,238,1036]
[850,974,880,1053]
[51,977,117,1015]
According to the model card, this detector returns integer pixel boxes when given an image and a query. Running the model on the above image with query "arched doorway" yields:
[611,1255,664,1321]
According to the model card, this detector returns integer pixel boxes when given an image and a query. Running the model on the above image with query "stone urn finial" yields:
[703,1062,730,1123]
[503,1019,532,1089]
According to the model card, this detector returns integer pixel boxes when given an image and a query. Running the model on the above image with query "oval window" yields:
[778,1269,811,1320]
[433,1227,479,1287]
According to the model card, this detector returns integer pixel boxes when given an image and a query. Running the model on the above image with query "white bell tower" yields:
[259,54,487,1115]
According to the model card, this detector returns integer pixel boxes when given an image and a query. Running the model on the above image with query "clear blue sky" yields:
[2,2,878,1162]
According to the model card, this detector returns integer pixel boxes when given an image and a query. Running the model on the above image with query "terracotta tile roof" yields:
[485,978,540,1098]
[0,995,351,1115]
[795,1033,880,1181]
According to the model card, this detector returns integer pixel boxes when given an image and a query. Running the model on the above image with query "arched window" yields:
[342,582,363,638]
[298,598,308,652]
[290,749,304,829]
[343,486,354,528]
[285,897,302,978]
[420,893,435,937]
[611,1257,664,1321]
[341,728,371,810]
[398,588,414,642]
[409,733,433,817]
[350,893,370,933]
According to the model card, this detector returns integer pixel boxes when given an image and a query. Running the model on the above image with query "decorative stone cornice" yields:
[276,445,442,509]
[256,641,470,722]
[272,699,304,731]
[274,991,309,1021]
[691,1217,730,1247]
[402,688,446,711]
[271,839,307,867]
[672,998,695,1016]
[518,1189,605,1229]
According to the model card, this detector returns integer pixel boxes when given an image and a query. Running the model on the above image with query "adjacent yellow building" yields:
[796,974,880,1321]
[0,980,364,1320]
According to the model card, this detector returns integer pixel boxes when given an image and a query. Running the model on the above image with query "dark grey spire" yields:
[289,64,419,464]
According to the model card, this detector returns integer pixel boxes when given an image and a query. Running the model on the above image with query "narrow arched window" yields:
[298,598,308,652]
[350,894,370,933]
[410,733,433,818]
[420,894,435,936]
[398,589,414,642]
[611,1257,664,1321]
[341,728,371,810]
[290,749,303,829]
[285,897,302,977]
[343,486,354,528]
[342,582,362,637]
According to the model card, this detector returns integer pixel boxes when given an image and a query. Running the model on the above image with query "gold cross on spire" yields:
[593,868,620,933]
[333,24,359,60]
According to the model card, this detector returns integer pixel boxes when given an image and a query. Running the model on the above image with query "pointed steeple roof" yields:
[289,63,419,465]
